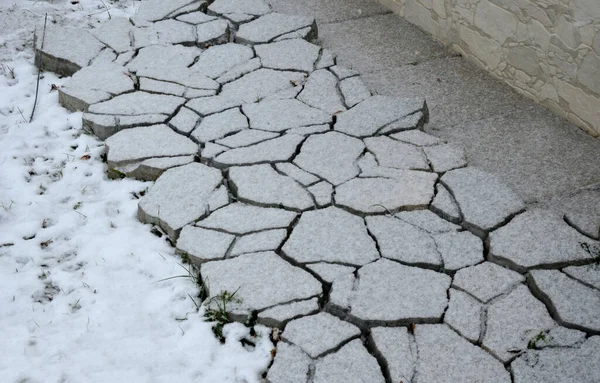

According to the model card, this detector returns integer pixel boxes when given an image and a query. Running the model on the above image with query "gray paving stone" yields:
[193,43,254,79]
[89,47,117,66]
[366,216,442,267]
[243,99,331,132]
[138,163,223,239]
[195,19,230,47]
[219,68,305,103]
[390,129,444,146]
[531,327,587,349]
[287,124,330,136]
[207,185,230,213]
[236,13,316,44]
[434,231,484,271]
[563,264,600,290]
[275,163,319,186]
[200,251,322,313]
[200,142,228,159]
[282,207,379,266]
[307,182,333,208]
[256,39,320,72]
[294,132,364,186]
[283,313,360,358]
[176,225,235,263]
[364,136,429,170]
[83,113,169,140]
[176,11,217,24]
[112,155,195,181]
[313,339,385,383]
[315,49,336,69]
[166,1,206,18]
[424,144,467,173]
[114,50,135,66]
[339,76,371,109]
[230,229,287,256]
[329,65,359,80]
[262,84,304,102]
[35,24,105,76]
[258,298,319,328]
[88,92,185,116]
[212,134,304,166]
[512,336,600,383]
[59,62,135,112]
[133,20,197,48]
[266,342,311,383]
[431,183,461,223]
[369,327,415,383]
[139,78,187,97]
[169,107,201,134]
[529,270,600,332]
[335,173,437,214]
[191,108,248,143]
[223,13,256,24]
[216,130,279,148]
[136,66,219,92]
[186,96,243,116]
[229,164,314,211]
[444,288,482,343]
[414,324,510,383]
[133,0,201,24]
[453,262,524,303]
[335,96,427,137]
[208,0,271,16]
[216,58,262,84]
[482,285,556,362]
[298,70,346,115]
[105,124,197,168]
[128,45,202,73]
[306,263,355,283]
[197,203,296,234]
[273,27,313,41]
[441,167,525,233]
[329,259,450,325]
[91,17,133,53]
[489,209,597,271]
[551,186,600,240]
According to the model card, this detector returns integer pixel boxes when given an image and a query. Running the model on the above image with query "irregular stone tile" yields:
[200,142,228,159]
[267,342,311,383]
[229,164,314,211]
[390,129,444,146]
[307,182,333,208]
[169,107,200,134]
[83,113,168,140]
[335,96,427,137]
[282,207,379,266]
[369,327,415,383]
[377,112,426,134]
[415,324,510,382]
[219,68,305,103]
[329,259,451,324]
[330,65,359,80]
[207,185,229,212]
[208,0,271,16]
[298,70,346,115]
[453,262,524,303]
[340,76,371,108]
[133,0,200,24]
[127,45,201,72]
[283,312,360,358]
[243,99,331,132]
[490,209,597,271]
[197,203,296,234]
[335,173,437,214]
[212,134,304,166]
[216,130,279,148]
[133,20,196,48]
[112,155,195,181]
[89,92,185,116]
[114,50,135,66]
[105,124,197,167]
[191,108,248,142]
[176,226,235,264]
[306,263,355,283]
[91,17,133,53]
[287,124,330,136]
[223,13,256,24]
[196,19,230,47]
[275,163,319,186]
[431,183,461,223]
[294,132,364,186]
[315,49,336,69]
[313,339,385,383]
[176,11,217,24]
[366,216,442,267]
[274,27,314,42]
[166,1,206,18]
[230,229,287,256]
[424,144,467,173]
[530,327,587,349]
[563,264,600,290]
[136,65,219,91]
[555,186,600,240]
[59,62,134,112]
[434,231,484,271]
[512,336,600,383]
[263,85,304,101]
[364,136,429,170]
[186,96,243,116]
[444,288,482,343]
[441,167,525,233]
[255,39,320,72]
[236,13,316,44]
[139,78,186,96]
[482,285,556,362]
[529,270,600,332]
[192,43,254,79]
[90,47,117,66]
[35,24,105,76]
[216,58,262,84]
[200,251,321,313]
[138,163,223,239]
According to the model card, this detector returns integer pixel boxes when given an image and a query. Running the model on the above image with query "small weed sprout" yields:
[527,330,551,349]
[204,288,242,343]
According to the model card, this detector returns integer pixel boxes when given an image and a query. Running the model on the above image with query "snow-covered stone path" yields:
[35,0,600,381]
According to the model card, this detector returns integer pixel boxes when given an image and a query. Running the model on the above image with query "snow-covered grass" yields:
[0,1,273,382]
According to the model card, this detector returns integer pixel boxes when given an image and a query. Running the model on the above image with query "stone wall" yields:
[378,0,600,137]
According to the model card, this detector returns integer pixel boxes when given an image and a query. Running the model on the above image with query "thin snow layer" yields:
[0,4,272,382]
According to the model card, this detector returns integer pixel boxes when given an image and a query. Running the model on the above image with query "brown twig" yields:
[30,13,47,123]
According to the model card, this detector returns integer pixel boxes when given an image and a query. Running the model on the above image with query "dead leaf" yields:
[80,154,91,160]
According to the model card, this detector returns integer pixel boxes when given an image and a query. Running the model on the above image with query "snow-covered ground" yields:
[0,1,272,382]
